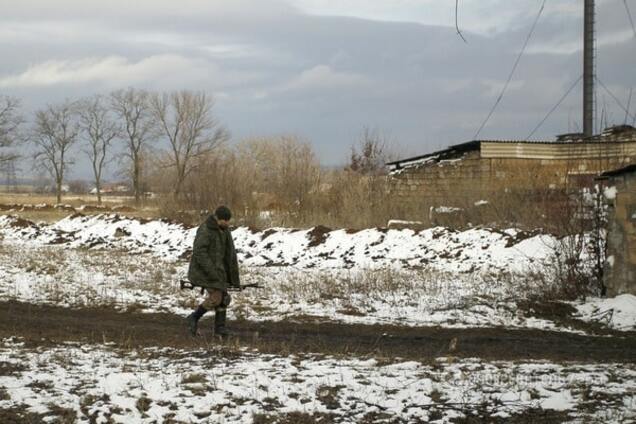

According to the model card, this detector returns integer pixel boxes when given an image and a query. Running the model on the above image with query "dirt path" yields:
[1,300,634,362]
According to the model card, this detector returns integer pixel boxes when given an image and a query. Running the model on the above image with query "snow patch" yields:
[575,294,636,331]
[604,186,617,200]
[0,214,557,273]
[2,340,634,423]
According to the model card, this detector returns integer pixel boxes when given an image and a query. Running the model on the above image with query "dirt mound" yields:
[79,205,109,212]
[7,216,36,229]
[0,203,19,211]
[260,229,277,240]
[112,205,136,212]
[504,229,546,247]
[307,225,331,247]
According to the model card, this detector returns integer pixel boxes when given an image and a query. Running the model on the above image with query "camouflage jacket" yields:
[187,215,240,291]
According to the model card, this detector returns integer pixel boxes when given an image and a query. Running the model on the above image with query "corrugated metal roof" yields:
[386,141,480,167]
[481,141,636,160]
[481,139,636,145]
[388,138,636,167]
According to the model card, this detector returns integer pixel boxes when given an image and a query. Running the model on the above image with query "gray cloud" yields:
[0,0,634,180]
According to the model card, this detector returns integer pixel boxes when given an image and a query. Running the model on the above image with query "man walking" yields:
[186,206,240,337]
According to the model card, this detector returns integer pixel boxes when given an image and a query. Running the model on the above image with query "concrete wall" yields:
[605,172,636,296]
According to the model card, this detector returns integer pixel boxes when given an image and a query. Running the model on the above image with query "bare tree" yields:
[275,136,320,213]
[78,95,120,204]
[31,101,79,203]
[150,90,228,196]
[110,88,155,204]
[237,135,321,215]
[0,96,24,165]
[348,127,392,175]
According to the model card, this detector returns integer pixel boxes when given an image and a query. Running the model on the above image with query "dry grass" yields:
[0,210,74,223]
[253,411,339,424]
[0,192,124,206]
[180,373,208,385]
[0,192,161,222]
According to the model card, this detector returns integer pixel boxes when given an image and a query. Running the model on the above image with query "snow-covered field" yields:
[0,244,567,331]
[1,338,634,423]
[0,213,555,271]
[0,213,633,332]
[1,213,635,423]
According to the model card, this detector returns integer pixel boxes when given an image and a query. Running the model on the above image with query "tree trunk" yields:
[174,179,183,198]
[56,179,62,204]
[133,162,141,205]
[174,166,186,198]
[96,183,102,205]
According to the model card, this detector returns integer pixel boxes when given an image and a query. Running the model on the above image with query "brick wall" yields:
[390,150,635,207]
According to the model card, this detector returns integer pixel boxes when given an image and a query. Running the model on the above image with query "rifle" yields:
[179,279,262,293]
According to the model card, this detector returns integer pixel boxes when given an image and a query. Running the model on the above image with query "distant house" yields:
[387,125,636,207]
[90,183,131,195]
[599,164,636,296]
[47,184,69,193]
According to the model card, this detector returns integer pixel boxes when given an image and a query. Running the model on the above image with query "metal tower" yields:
[583,0,595,137]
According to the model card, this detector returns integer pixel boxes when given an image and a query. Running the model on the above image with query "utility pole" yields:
[1,157,18,193]
[583,0,595,137]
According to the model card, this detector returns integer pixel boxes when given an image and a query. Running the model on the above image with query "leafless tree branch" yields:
[110,88,156,204]
[0,96,25,165]
[150,90,229,197]
[78,94,120,204]
[31,101,80,203]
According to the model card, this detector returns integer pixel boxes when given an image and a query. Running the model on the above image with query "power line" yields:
[624,88,633,125]
[473,0,548,139]
[526,75,583,140]
[624,0,636,39]
[595,76,636,123]
[455,0,468,43]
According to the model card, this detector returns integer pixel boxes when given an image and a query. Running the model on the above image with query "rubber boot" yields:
[214,308,232,338]
[186,305,207,337]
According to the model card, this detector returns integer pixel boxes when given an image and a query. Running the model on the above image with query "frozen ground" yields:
[1,213,635,423]
[0,213,555,272]
[575,294,636,331]
[0,214,633,332]
[1,337,634,423]
[0,241,623,334]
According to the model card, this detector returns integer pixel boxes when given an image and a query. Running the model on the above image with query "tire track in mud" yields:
[1,300,634,362]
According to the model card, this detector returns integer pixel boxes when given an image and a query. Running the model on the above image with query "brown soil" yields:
[307,225,331,247]
[78,205,109,212]
[1,300,634,363]
[6,216,36,229]
[112,205,136,212]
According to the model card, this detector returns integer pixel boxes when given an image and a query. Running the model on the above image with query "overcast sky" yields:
[1,0,635,178]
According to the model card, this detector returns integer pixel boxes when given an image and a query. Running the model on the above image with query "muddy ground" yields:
[1,301,634,363]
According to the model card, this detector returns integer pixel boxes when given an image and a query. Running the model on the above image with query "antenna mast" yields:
[583,0,595,136]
